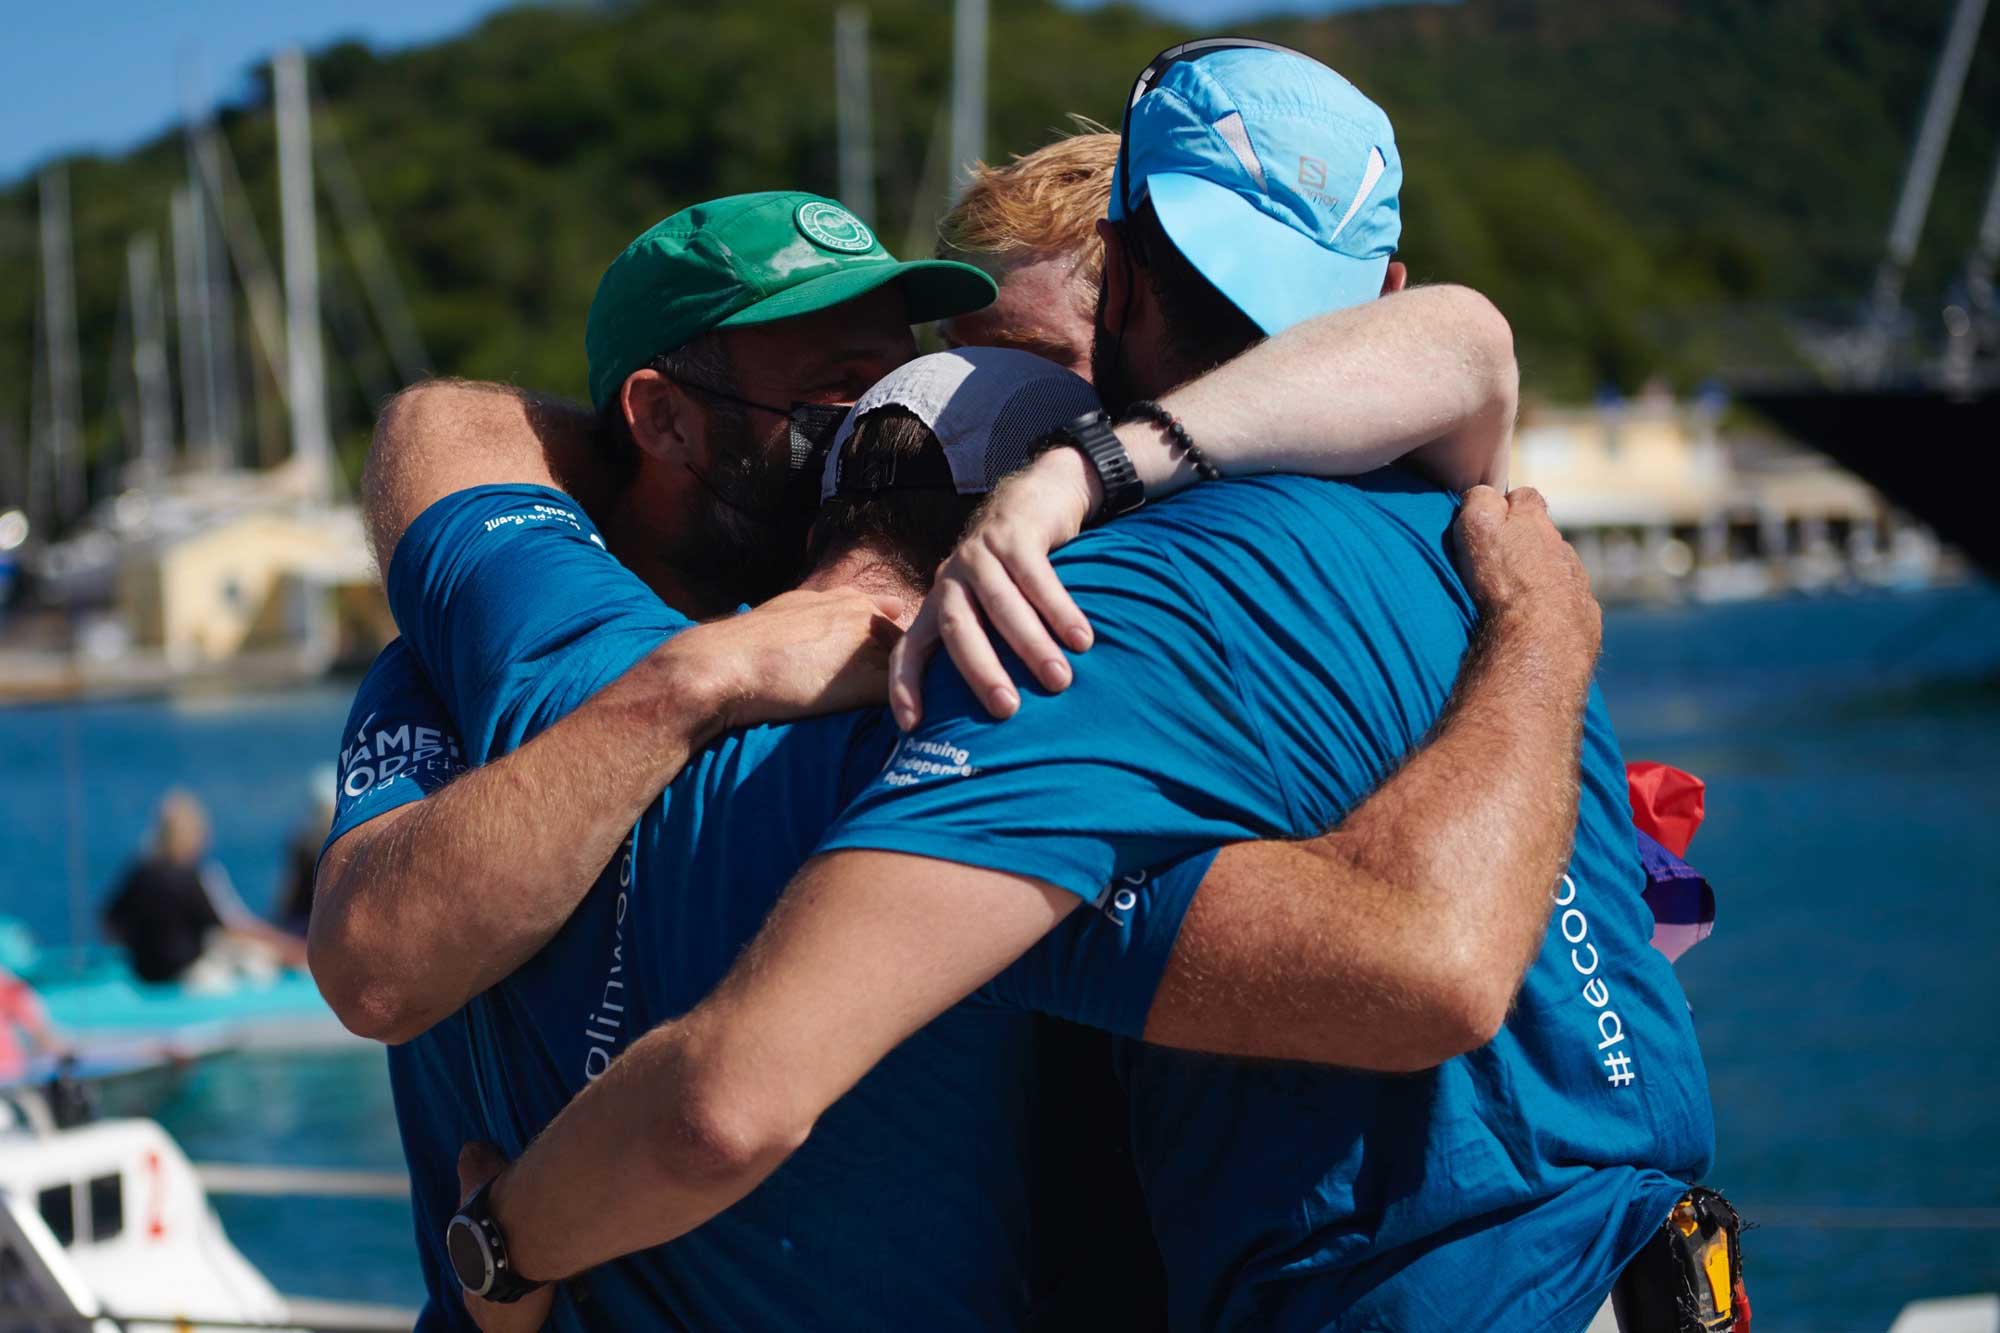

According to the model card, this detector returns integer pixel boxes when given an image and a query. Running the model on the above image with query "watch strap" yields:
[1040,409,1145,522]
[448,1179,545,1304]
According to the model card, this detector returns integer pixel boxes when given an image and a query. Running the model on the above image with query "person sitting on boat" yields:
[102,789,307,989]
[272,767,338,938]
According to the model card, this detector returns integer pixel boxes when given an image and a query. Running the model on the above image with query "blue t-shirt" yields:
[377,484,1208,1332]
[821,472,1718,1332]
[323,640,474,1332]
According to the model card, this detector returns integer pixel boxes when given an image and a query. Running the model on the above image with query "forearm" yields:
[487,851,1074,1280]
[1146,608,1594,1068]
[311,640,730,1042]
[1329,604,1594,967]
[360,379,608,575]
[489,1016,788,1281]
[1118,284,1516,496]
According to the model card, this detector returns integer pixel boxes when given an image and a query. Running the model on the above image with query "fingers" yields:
[1451,485,1504,584]
[1004,546,1093,655]
[962,555,1072,695]
[933,579,1019,720]
[889,610,939,731]
[869,593,909,628]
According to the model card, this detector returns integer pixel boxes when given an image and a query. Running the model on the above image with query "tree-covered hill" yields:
[2,0,1994,495]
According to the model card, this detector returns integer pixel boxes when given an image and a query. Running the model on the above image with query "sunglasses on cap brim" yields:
[1116,36,1316,218]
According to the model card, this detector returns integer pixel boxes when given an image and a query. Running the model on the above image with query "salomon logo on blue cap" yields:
[1109,45,1402,335]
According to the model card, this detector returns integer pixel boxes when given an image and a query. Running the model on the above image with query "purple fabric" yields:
[1637,827,1717,964]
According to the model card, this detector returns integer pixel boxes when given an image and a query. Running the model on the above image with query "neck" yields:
[797,542,923,611]
[598,490,738,619]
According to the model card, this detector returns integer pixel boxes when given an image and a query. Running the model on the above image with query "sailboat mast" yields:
[170,186,212,466]
[275,48,331,502]
[1868,0,1989,348]
[835,6,877,224]
[127,235,174,480]
[1965,146,2000,322]
[38,165,84,527]
[949,0,987,196]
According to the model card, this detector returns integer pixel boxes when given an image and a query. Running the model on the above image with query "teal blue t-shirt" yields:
[820,471,1718,1331]
[372,484,1208,1332]
[323,640,475,1332]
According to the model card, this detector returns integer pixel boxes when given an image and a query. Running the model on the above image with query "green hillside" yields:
[2,0,1995,499]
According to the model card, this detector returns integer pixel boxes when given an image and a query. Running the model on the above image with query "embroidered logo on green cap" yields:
[795,200,875,254]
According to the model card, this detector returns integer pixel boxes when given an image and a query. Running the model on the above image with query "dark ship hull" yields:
[1738,387,2000,575]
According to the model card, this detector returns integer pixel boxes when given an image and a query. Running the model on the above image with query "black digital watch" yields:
[1038,409,1145,522]
[446,1179,545,1305]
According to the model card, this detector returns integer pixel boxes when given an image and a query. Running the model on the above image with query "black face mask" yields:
[671,381,852,525]
[773,400,851,527]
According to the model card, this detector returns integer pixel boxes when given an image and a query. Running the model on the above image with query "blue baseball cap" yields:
[1108,42,1402,335]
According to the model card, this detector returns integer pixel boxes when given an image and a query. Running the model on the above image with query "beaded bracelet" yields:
[1124,399,1222,482]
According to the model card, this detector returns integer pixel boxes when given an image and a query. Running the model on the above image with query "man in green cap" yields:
[578,192,993,602]
[316,190,997,1332]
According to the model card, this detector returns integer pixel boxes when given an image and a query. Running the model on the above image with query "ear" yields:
[1095,218,1134,337]
[621,368,698,462]
[1380,260,1409,296]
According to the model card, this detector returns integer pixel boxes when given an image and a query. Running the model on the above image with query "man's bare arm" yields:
[1144,490,1599,1069]
[480,851,1076,1283]
[1129,282,1516,496]
[310,588,903,1044]
[360,379,610,576]
[893,284,1517,725]
[469,490,1598,1283]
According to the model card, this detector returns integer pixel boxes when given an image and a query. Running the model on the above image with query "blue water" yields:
[3,584,1997,1330]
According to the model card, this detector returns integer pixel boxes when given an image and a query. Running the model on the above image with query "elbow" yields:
[1408,939,1520,1067]
[360,378,476,562]
[650,1079,813,1197]
[311,951,428,1045]
[362,381,435,500]
[1430,285,1517,418]
[1446,285,1516,375]
[1431,977,1514,1062]
[307,908,430,1046]
[644,1025,817,1195]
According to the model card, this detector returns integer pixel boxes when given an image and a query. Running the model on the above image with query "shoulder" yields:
[388,483,612,583]
[1053,472,1452,575]
[1140,470,1455,548]
[349,637,441,704]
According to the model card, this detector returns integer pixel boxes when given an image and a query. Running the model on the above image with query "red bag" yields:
[1627,761,1706,858]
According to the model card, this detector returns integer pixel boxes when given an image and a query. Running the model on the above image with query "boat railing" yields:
[0,1301,409,1332]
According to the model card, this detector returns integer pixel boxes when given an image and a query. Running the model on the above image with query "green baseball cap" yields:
[586,191,997,411]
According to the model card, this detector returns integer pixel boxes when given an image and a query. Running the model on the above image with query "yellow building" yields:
[1510,393,1916,601]
[116,505,382,671]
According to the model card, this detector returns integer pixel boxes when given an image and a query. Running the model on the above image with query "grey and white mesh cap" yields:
[820,347,1102,502]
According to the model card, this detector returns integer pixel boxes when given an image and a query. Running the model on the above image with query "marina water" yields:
[3,584,1997,1330]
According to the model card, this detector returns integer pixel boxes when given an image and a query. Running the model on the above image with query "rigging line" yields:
[186,117,291,407]
[308,75,431,387]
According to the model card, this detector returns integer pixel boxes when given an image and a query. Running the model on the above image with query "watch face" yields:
[446,1215,494,1295]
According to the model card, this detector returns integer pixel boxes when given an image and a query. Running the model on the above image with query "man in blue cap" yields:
[1094,38,1409,409]
[441,40,1723,1333]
